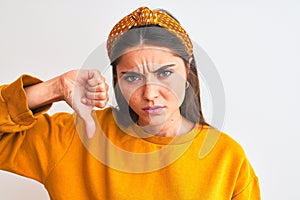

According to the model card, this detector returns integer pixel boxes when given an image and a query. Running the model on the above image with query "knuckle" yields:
[95,101,106,108]
[97,92,107,99]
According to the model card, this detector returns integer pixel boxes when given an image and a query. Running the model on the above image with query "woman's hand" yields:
[25,69,109,138]
[60,69,109,138]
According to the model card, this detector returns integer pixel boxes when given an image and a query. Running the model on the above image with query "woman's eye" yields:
[158,70,173,78]
[124,74,142,82]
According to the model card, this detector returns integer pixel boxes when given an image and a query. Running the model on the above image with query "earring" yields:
[185,81,190,89]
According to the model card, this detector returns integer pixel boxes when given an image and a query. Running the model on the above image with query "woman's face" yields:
[116,46,188,127]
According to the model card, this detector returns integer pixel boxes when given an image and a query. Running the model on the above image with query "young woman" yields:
[0,6,260,199]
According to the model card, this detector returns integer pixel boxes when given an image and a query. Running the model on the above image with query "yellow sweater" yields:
[0,75,260,200]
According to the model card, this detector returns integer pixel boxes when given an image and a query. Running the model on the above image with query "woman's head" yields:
[107,7,207,127]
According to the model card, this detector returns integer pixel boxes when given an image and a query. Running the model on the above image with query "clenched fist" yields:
[61,69,109,138]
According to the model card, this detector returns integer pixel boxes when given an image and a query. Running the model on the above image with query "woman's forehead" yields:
[123,45,173,54]
[116,46,184,70]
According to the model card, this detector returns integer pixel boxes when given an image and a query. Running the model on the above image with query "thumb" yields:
[83,114,96,139]
[76,104,96,139]
[76,98,96,139]
[71,71,97,139]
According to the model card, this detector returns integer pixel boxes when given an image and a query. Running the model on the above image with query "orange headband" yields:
[106,6,193,58]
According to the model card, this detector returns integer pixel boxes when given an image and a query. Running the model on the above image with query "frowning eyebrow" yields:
[150,64,175,73]
[120,64,175,74]
[120,71,141,76]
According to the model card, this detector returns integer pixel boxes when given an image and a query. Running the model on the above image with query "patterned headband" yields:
[106,6,193,59]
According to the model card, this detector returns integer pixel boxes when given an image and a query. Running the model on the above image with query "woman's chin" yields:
[138,115,167,129]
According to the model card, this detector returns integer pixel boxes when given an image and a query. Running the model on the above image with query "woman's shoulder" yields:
[198,125,247,160]
[94,107,115,122]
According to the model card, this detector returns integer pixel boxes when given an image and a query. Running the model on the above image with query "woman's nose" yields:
[142,83,160,101]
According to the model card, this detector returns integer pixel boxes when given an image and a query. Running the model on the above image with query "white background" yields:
[0,0,299,199]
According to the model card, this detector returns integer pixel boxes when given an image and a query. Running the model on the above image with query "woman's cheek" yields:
[164,79,186,106]
[171,84,186,105]
[128,91,142,107]
[120,85,141,105]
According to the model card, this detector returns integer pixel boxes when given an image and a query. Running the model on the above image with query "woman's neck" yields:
[138,114,195,137]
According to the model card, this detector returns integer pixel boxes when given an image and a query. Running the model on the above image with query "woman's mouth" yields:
[142,106,165,114]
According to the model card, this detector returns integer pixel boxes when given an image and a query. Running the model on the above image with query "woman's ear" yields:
[186,57,193,78]
[189,57,193,64]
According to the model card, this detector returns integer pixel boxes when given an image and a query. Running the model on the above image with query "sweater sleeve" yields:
[0,75,75,183]
[0,74,51,133]
[232,158,261,200]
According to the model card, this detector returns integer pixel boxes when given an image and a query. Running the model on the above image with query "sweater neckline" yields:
[121,123,205,145]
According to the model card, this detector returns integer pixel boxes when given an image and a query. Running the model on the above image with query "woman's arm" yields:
[24,70,108,110]
[0,69,108,181]
[24,75,63,110]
